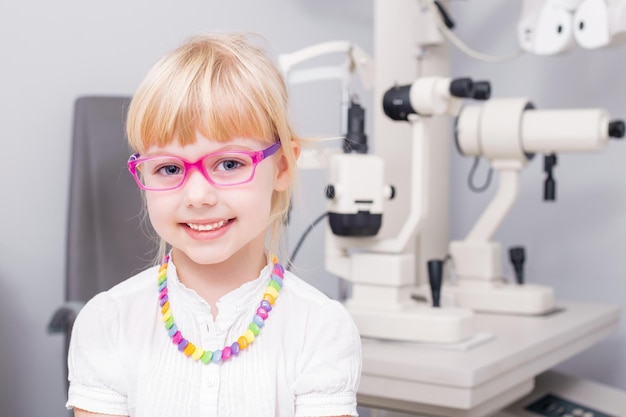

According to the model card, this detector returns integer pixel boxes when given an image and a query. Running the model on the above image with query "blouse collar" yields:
[165,256,273,317]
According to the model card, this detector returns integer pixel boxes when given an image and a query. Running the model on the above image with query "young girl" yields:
[66,33,361,417]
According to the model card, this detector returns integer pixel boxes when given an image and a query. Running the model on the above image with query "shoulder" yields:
[281,270,340,307]
[73,266,159,336]
[281,271,357,326]
[106,264,160,299]
[278,270,361,349]
[69,265,160,383]
[88,265,158,306]
[66,269,159,416]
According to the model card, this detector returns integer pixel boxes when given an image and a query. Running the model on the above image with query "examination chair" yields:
[48,96,157,388]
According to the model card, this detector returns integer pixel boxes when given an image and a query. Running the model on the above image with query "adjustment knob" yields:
[325,185,335,199]
[449,78,474,98]
[608,120,625,139]
[472,81,491,100]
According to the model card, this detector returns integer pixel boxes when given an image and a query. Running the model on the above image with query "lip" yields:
[182,218,234,240]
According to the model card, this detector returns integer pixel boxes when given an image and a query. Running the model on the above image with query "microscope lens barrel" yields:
[522,109,611,152]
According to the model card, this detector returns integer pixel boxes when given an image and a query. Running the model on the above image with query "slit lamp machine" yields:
[280,0,624,344]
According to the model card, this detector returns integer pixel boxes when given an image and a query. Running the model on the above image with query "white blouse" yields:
[66,259,361,417]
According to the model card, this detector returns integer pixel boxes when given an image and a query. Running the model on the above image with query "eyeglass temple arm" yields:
[263,142,282,158]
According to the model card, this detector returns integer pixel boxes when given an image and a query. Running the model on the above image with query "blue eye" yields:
[158,165,184,176]
[217,159,243,171]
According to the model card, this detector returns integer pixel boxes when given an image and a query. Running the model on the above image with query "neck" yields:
[171,244,268,309]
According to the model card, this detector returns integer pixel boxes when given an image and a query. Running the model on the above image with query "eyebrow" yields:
[142,144,265,158]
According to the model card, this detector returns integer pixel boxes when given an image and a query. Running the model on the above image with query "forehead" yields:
[144,135,272,157]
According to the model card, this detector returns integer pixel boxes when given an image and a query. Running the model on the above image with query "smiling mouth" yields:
[186,219,232,231]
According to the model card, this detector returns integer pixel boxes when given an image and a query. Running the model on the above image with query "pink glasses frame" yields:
[127,141,281,191]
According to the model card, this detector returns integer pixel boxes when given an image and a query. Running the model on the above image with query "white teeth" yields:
[187,220,228,231]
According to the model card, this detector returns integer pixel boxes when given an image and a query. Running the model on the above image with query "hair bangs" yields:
[195,75,277,144]
[127,53,205,153]
[128,52,278,152]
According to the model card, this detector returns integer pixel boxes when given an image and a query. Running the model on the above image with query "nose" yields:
[182,169,218,206]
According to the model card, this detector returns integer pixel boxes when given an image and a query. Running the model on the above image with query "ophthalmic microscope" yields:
[325,75,491,343]
[428,0,626,315]
[439,99,624,314]
[279,34,490,343]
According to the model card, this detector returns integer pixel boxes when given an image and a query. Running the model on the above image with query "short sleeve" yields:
[293,300,362,417]
[66,292,129,415]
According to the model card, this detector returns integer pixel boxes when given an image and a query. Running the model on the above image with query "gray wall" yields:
[1,1,624,417]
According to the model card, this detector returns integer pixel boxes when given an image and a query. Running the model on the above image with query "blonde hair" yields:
[126,32,300,259]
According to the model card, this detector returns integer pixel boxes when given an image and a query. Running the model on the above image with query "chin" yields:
[173,246,233,266]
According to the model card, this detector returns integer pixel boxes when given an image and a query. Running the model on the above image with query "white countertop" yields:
[357,301,621,417]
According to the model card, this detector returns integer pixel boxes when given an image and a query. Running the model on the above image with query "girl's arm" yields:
[74,408,128,417]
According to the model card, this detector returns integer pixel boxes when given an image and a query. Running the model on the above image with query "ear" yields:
[274,140,300,192]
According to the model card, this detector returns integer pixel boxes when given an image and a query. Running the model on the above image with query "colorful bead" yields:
[271,275,283,286]
[249,322,260,336]
[192,348,204,361]
[257,308,268,320]
[265,286,279,300]
[177,338,188,351]
[157,254,283,365]
[268,280,281,292]
[184,342,195,356]
[253,315,265,328]
[222,347,232,360]
[244,329,255,344]
[263,293,275,305]
[162,310,172,322]
[165,317,174,329]
[200,351,213,364]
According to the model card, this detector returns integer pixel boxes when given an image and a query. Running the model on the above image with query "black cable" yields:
[468,156,493,192]
[287,212,329,271]
[433,0,455,29]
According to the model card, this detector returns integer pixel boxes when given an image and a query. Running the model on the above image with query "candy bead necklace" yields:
[158,254,284,364]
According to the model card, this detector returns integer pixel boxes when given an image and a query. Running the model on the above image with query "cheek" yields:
[145,194,173,230]
[237,187,273,213]
[236,179,274,217]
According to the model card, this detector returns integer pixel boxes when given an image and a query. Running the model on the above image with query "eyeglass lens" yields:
[135,152,256,189]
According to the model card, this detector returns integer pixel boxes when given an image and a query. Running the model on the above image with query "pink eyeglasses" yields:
[127,142,281,191]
